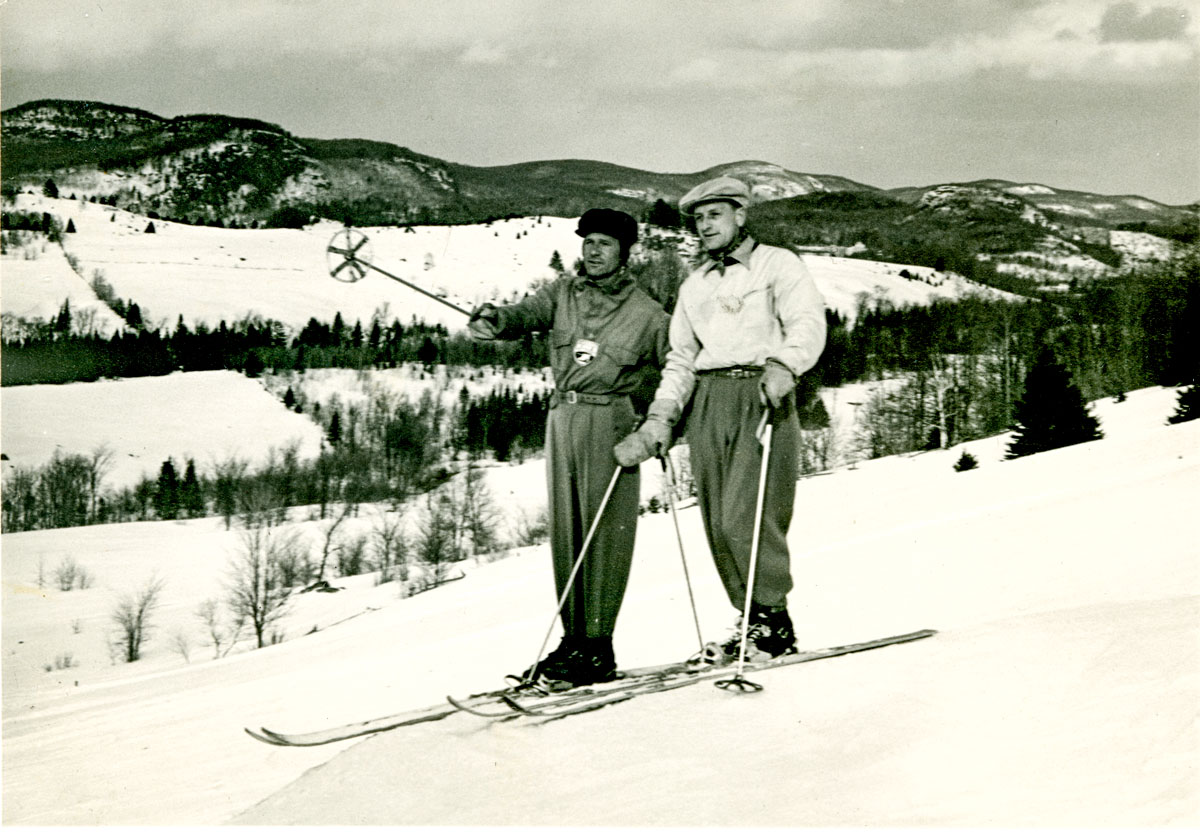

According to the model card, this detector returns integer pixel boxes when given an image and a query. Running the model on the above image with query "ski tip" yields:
[499,694,537,715]
[245,727,287,746]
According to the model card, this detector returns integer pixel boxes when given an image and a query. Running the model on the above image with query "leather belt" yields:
[552,389,626,406]
[696,365,764,379]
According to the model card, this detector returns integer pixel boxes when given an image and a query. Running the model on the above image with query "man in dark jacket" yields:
[468,208,669,686]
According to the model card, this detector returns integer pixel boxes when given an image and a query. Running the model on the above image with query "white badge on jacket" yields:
[573,338,599,366]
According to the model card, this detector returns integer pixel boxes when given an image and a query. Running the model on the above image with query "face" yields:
[692,200,746,252]
[581,232,622,277]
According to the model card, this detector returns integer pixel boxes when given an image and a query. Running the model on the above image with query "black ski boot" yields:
[703,603,797,663]
[511,635,579,686]
[511,635,618,690]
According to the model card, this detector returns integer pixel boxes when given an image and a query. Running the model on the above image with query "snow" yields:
[798,255,1014,322]
[6,195,1010,333]
[6,194,580,331]
[0,233,126,336]
[2,194,1197,825]
[1,370,325,489]
[1111,229,1175,264]
[1037,202,1097,218]
[1005,184,1057,196]
[3,385,1197,826]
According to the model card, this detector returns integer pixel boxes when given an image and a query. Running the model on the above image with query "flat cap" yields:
[576,207,639,250]
[678,176,751,215]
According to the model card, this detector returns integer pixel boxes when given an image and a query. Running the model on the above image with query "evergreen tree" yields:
[647,198,681,228]
[243,351,265,378]
[153,459,181,520]
[54,299,72,334]
[1006,346,1103,459]
[180,458,205,518]
[126,303,144,331]
[954,451,979,472]
[1167,384,1199,425]
[65,218,77,233]
[416,336,439,367]
[43,179,59,199]
[145,221,156,234]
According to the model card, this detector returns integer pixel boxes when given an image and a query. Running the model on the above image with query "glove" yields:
[759,360,795,408]
[467,303,501,340]
[613,418,672,467]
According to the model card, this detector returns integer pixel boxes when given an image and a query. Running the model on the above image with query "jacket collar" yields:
[704,234,757,275]
[574,267,633,296]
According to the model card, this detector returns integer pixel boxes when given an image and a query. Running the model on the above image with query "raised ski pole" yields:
[661,454,705,656]
[515,464,624,692]
[326,227,472,318]
[715,408,773,693]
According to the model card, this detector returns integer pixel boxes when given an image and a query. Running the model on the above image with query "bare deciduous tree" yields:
[457,460,499,557]
[413,491,460,589]
[369,508,408,584]
[314,502,353,582]
[54,556,80,591]
[511,505,550,548]
[111,575,165,662]
[85,444,114,523]
[196,598,244,659]
[227,519,302,648]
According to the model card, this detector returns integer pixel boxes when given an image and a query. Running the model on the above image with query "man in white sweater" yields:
[614,176,827,660]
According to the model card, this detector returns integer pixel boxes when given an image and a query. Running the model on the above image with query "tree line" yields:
[0,309,551,386]
[1,377,550,534]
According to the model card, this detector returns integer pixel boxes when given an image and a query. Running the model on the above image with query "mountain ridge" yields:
[4,98,1193,229]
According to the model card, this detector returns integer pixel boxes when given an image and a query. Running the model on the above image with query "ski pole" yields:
[661,453,705,657]
[326,228,473,318]
[716,408,773,693]
[517,464,623,691]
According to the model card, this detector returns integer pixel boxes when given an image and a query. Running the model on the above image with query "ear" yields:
[734,205,748,227]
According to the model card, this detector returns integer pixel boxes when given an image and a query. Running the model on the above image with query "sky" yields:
[1,0,1197,204]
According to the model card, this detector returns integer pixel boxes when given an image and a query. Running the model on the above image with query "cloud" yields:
[1098,1,1190,41]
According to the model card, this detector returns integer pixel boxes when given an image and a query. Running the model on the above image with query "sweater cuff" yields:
[647,398,681,425]
[765,357,796,380]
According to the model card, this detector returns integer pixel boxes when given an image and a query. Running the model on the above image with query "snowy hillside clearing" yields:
[0,233,127,336]
[6,194,1014,333]
[2,387,1196,826]
[1,370,325,490]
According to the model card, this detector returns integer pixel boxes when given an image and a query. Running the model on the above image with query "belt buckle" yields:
[565,390,579,404]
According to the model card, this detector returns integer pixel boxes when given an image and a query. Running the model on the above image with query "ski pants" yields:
[685,373,800,612]
[544,393,640,638]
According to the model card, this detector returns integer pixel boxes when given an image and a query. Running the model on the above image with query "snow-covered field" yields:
[2,386,1197,826]
[0,370,326,489]
[0,232,127,336]
[4,194,1012,333]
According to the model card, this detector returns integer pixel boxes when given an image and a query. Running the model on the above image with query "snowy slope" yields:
[2,387,1196,826]
[0,233,127,336]
[0,370,325,489]
[6,194,1011,332]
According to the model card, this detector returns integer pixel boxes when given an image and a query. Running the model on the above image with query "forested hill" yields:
[3,98,1194,235]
